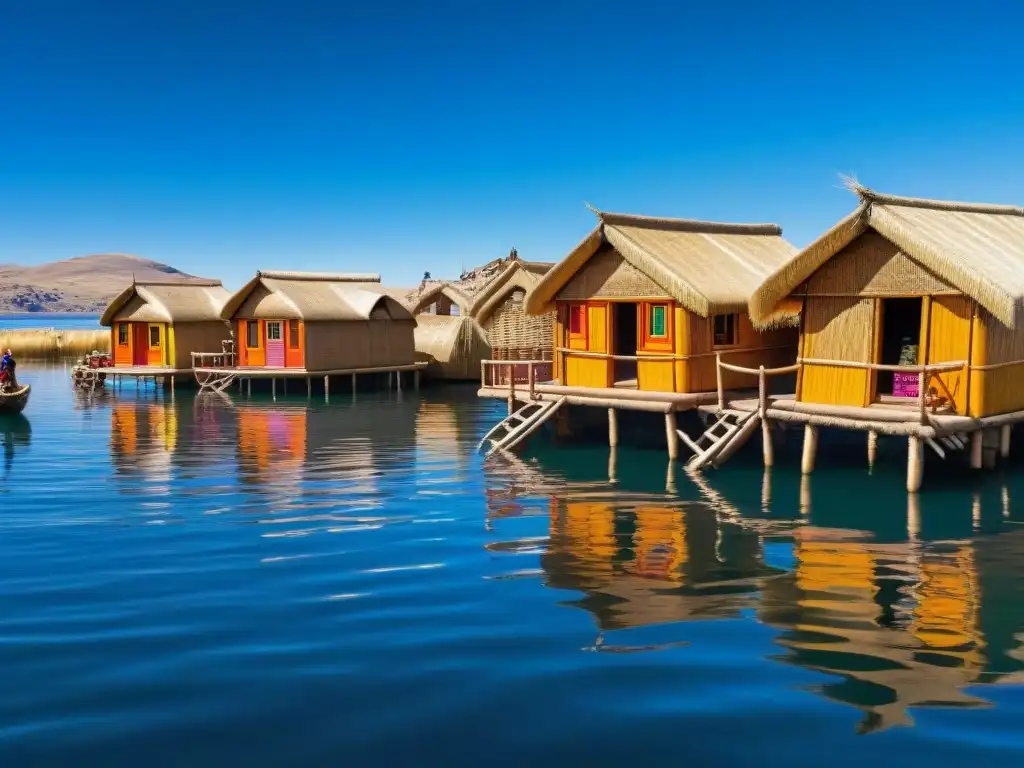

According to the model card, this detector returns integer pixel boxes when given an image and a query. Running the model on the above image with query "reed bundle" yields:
[0,329,110,360]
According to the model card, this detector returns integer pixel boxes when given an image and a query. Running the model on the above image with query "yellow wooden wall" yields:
[799,297,874,407]
[926,296,972,415]
[973,307,1024,416]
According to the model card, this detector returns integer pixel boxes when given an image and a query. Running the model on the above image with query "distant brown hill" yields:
[0,253,210,313]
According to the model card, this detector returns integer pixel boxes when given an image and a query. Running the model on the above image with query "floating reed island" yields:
[478,182,1024,493]
[395,249,555,381]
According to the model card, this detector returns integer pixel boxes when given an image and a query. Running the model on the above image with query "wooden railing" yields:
[717,354,967,423]
[191,351,236,370]
[481,359,552,389]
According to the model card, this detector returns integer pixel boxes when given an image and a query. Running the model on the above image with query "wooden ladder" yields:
[195,370,239,394]
[477,397,567,458]
[681,410,761,471]
[927,431,970,460]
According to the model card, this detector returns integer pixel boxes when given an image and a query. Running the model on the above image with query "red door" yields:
[132,324,149,366]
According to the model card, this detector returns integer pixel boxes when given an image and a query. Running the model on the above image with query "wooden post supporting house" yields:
[665,413,678,460]
[324,374,329,402]
[307,377,312,397]
[907,436,924,493]
[970,431,983,469]
[608,408,619,447]
[758,366,773,467]
[867,431,878,468]
[1001,425,1012,458]
[801,425,818,474]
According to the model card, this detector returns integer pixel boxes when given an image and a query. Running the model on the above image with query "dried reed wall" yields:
[413,314,489,380]
[486,291,553,359]
[0,329,110,360]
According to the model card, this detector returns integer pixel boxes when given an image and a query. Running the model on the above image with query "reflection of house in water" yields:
[758,526,1024,733]
[541,500,779,635]
[235,400,419,504]
[110,401,179,483]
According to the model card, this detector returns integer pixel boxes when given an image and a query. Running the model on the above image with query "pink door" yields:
[266,321,285,367]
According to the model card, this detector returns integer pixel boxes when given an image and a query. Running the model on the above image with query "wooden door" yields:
[147,324,165,366]
[244,320,266,367]
[285,320,305,368]
[132,323,149,366]
[265,321,285,367]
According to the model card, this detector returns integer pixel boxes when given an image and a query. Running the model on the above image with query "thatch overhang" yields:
[220,270,414,322]
[100,279,230,326]
[523,206,798,325]
[750,182,1024,328]
[468,259,555,325]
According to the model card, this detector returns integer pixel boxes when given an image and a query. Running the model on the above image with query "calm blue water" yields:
[3,364,1024,766]
[0,312,101,330]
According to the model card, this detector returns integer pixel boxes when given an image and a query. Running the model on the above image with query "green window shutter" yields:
[650,305,666,337]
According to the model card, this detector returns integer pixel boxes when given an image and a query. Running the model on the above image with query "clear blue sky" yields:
[1,0,1021,291]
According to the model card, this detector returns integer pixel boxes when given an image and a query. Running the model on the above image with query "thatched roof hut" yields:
[101,279,231,369]
[221,271,416,371]
[468,257,555,361]
[749,182,1024,416]
[398,249,552,381]
[523,206,799,392]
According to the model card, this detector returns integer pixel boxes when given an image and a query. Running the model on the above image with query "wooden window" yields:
[568,304,584,335]
[266,321,282,341]
[149,325,161,347]
[713,313,738,346]
[649,304,668,337]
[246,321,260,349]
[288,321,300,349]
[117,323,129,345]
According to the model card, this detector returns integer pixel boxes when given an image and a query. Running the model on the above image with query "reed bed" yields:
[0,329,110,360]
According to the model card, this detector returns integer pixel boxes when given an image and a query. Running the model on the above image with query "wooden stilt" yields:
[665,459,677,494]
[325,375,330,402]
[307,377,312,397]
[272,378,277,401]
[972,491,982,531]
[907,436,924,493]
[1000,424,1012,458]
[983,428,999,469]
[608,447,618,484]
[761,469,772,512]
[665,413,678,460]
[801,424,818,474]
[351,373,357,395]
[608,408,618,447]
[970,430,983,469]
[761,420,773,467]
[397,370,402,393]
[388,371,393,391]
[867,430,878,468]
[248,378,252,396]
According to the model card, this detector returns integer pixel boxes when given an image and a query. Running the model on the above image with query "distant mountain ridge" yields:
[0,253,211,313]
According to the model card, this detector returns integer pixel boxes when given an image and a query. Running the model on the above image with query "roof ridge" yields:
[135,278,223,287]
[842,176,1024,216]
[257,270,381,282]
[588,205,782,235]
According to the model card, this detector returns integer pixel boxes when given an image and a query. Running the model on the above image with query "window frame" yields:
[266,321,282,342]
[639,301,673,352]
[148,325,161,348]
[567,303,586,338]
[117,323,129,346]
[712,313,739,348]
[246,320,261,349]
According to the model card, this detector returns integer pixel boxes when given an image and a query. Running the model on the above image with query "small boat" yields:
[0,385,31,414]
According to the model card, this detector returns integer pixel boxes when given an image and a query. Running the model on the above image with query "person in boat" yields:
[0,349,17,391]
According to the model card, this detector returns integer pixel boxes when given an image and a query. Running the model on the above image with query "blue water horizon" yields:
[0,313,102,330]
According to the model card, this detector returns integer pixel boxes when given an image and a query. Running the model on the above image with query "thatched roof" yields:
[468,259,554,324]
[524,206,798,320]
[100,279,230,326]
[409,282,474,315]
[750,182,1024,328]
[220,270,414,322]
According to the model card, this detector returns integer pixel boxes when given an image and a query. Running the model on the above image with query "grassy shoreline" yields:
[0,329,110,360]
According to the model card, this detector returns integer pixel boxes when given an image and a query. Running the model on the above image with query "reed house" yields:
[750,186,1024,418]
[469,256,555,366]
[219,271,417,374]
[405,282,489,380]
[524,208,798,393]
[739,184,1024,490]
[101,279,231,369]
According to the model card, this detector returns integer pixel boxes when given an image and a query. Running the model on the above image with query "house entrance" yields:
[876,297,923,398]
[613,302,638,385]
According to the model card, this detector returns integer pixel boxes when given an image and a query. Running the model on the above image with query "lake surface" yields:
[3,363,1024,766]
[0,312,101,330]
